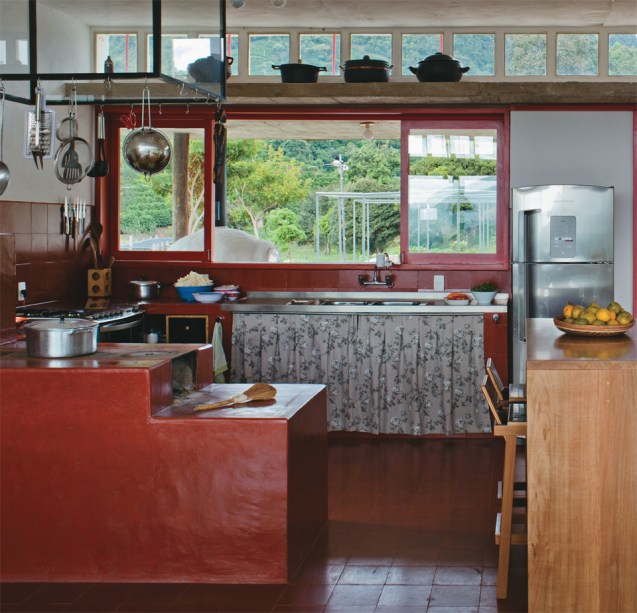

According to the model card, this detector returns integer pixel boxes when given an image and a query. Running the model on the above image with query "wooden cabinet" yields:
[141,301,233,368]
[526,319,637,613]
[483,311,509,383]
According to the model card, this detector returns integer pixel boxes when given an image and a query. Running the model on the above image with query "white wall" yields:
[510,110,634,310]
[1,98,94,204]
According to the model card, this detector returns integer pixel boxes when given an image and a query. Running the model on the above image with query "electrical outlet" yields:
[18,281,26,301]
[433,275,445,291]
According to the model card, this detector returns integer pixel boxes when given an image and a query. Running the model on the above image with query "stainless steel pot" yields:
[25,318,98,358]
[129,279,161,300]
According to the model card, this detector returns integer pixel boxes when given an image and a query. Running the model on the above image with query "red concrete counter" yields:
[0,344,328,584]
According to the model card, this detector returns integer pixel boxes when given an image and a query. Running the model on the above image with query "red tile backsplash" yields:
[2,200,512,306]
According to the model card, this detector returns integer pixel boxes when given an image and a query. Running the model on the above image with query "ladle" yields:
[0,84,10,196]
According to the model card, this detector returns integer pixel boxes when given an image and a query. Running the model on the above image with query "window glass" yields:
[505,33,546,76]
[608,33,637,76]
[118,127,205,252]
[350,33,392,64]
[407,127,498,256]
[300,33,341,75]
[249,34,290,75]
[453,34,495,75]
[225,121,401,263]
[226,33,239,75]
[557,33,598,75]
[401,34,443,76]
[147,33,187,74]
[95,33,138,73]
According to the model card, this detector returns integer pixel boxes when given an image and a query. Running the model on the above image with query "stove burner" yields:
[16,303,142,324]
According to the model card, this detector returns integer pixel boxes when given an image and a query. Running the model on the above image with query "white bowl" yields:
[445,298,470,306]
[193,291,225,303]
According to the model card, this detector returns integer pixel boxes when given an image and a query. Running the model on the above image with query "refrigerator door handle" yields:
[518,263,527,343]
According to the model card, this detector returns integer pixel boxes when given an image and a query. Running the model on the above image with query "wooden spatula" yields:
[194,383,277,412]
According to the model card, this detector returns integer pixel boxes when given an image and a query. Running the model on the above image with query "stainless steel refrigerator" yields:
[511,184,614,384]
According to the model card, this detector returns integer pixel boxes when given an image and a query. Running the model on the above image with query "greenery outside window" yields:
[608,33,637,76]
[249,34,290,75]
[453,34,495,75]
[113,114,213,261]
[350,33,392,65]
[557,33,598,76]
[505,34,546,76]
[401,34,442,76]
[95,33,138,73]
[402,115,507,266]
[300,33,341,75]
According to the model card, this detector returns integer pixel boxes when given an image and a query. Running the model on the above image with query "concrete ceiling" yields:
[35,0,636,28]
[226,0,636,29]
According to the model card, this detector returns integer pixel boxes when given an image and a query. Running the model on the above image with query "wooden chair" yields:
[480,374,528,600]
[486,357,527,407]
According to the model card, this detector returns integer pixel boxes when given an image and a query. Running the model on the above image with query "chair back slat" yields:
[486,357,507,403]
[481,373,503,426]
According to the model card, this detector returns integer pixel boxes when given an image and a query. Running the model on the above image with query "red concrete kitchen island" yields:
[0,342,328,584]
[526,319,637,613]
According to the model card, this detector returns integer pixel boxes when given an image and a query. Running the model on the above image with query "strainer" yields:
[122,86,171,177]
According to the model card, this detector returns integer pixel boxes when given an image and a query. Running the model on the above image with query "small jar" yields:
[104,56,114,74]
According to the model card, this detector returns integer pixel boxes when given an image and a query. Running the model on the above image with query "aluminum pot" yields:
[272,62,327,83]
[129,279,161,300]
[25,318,98,358]
[342,55,392,83]
[409,52,470,82]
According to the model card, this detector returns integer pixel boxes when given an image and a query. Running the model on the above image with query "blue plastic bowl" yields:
[175,285,214,302]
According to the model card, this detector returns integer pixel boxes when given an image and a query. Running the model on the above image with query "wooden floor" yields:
[1,436,528,612]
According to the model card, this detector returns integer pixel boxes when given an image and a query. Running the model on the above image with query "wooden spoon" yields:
[194,383,277,412]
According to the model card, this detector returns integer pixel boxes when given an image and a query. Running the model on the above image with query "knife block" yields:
[88,268,112,297]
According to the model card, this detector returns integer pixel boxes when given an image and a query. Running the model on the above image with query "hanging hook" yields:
[179,82,188,97]
[103,76,112,93]
[205,94,215,105]
[158,103,162,115]
[186,103,190,115]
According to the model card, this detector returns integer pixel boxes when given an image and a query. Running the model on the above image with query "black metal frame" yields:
[0,0,226,105]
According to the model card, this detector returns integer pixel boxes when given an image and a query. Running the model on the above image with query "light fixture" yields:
[230,0,246,8]
[360,121,375,141]
[271,0,287,6]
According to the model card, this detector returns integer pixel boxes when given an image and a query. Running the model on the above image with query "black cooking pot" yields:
[342,55,392,83]
[409,52,470,82]
[272,62,327,83]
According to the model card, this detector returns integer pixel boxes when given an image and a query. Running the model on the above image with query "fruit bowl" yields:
[553,316,635,337]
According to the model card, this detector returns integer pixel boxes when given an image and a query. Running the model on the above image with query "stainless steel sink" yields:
[371,300,434,306]
[319,300,370,306]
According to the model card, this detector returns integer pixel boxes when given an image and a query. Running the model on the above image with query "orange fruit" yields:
[563,303,574,318]
[595,308,611,322]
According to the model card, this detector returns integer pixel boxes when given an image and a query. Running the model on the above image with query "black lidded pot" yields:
[409,52,471,82]
[272,61,327,83]
[342,55,393,83]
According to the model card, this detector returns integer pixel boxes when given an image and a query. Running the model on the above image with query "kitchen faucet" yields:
[358,266,394,288]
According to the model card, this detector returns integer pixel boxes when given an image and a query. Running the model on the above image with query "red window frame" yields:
[400,111,510,268]
[103,107,215,263]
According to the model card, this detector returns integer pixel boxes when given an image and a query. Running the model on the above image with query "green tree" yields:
[265,208,307,261]
[226,141,311,238]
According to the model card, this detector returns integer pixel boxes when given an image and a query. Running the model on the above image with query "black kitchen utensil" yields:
[87,111,109,178]
[342,56,392,83]
[409,52,470,82]
[272,61,327,83]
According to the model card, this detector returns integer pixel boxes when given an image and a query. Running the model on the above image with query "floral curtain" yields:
[231,313,491,435]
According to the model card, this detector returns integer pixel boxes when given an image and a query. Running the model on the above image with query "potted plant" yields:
[471,281,498,305]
